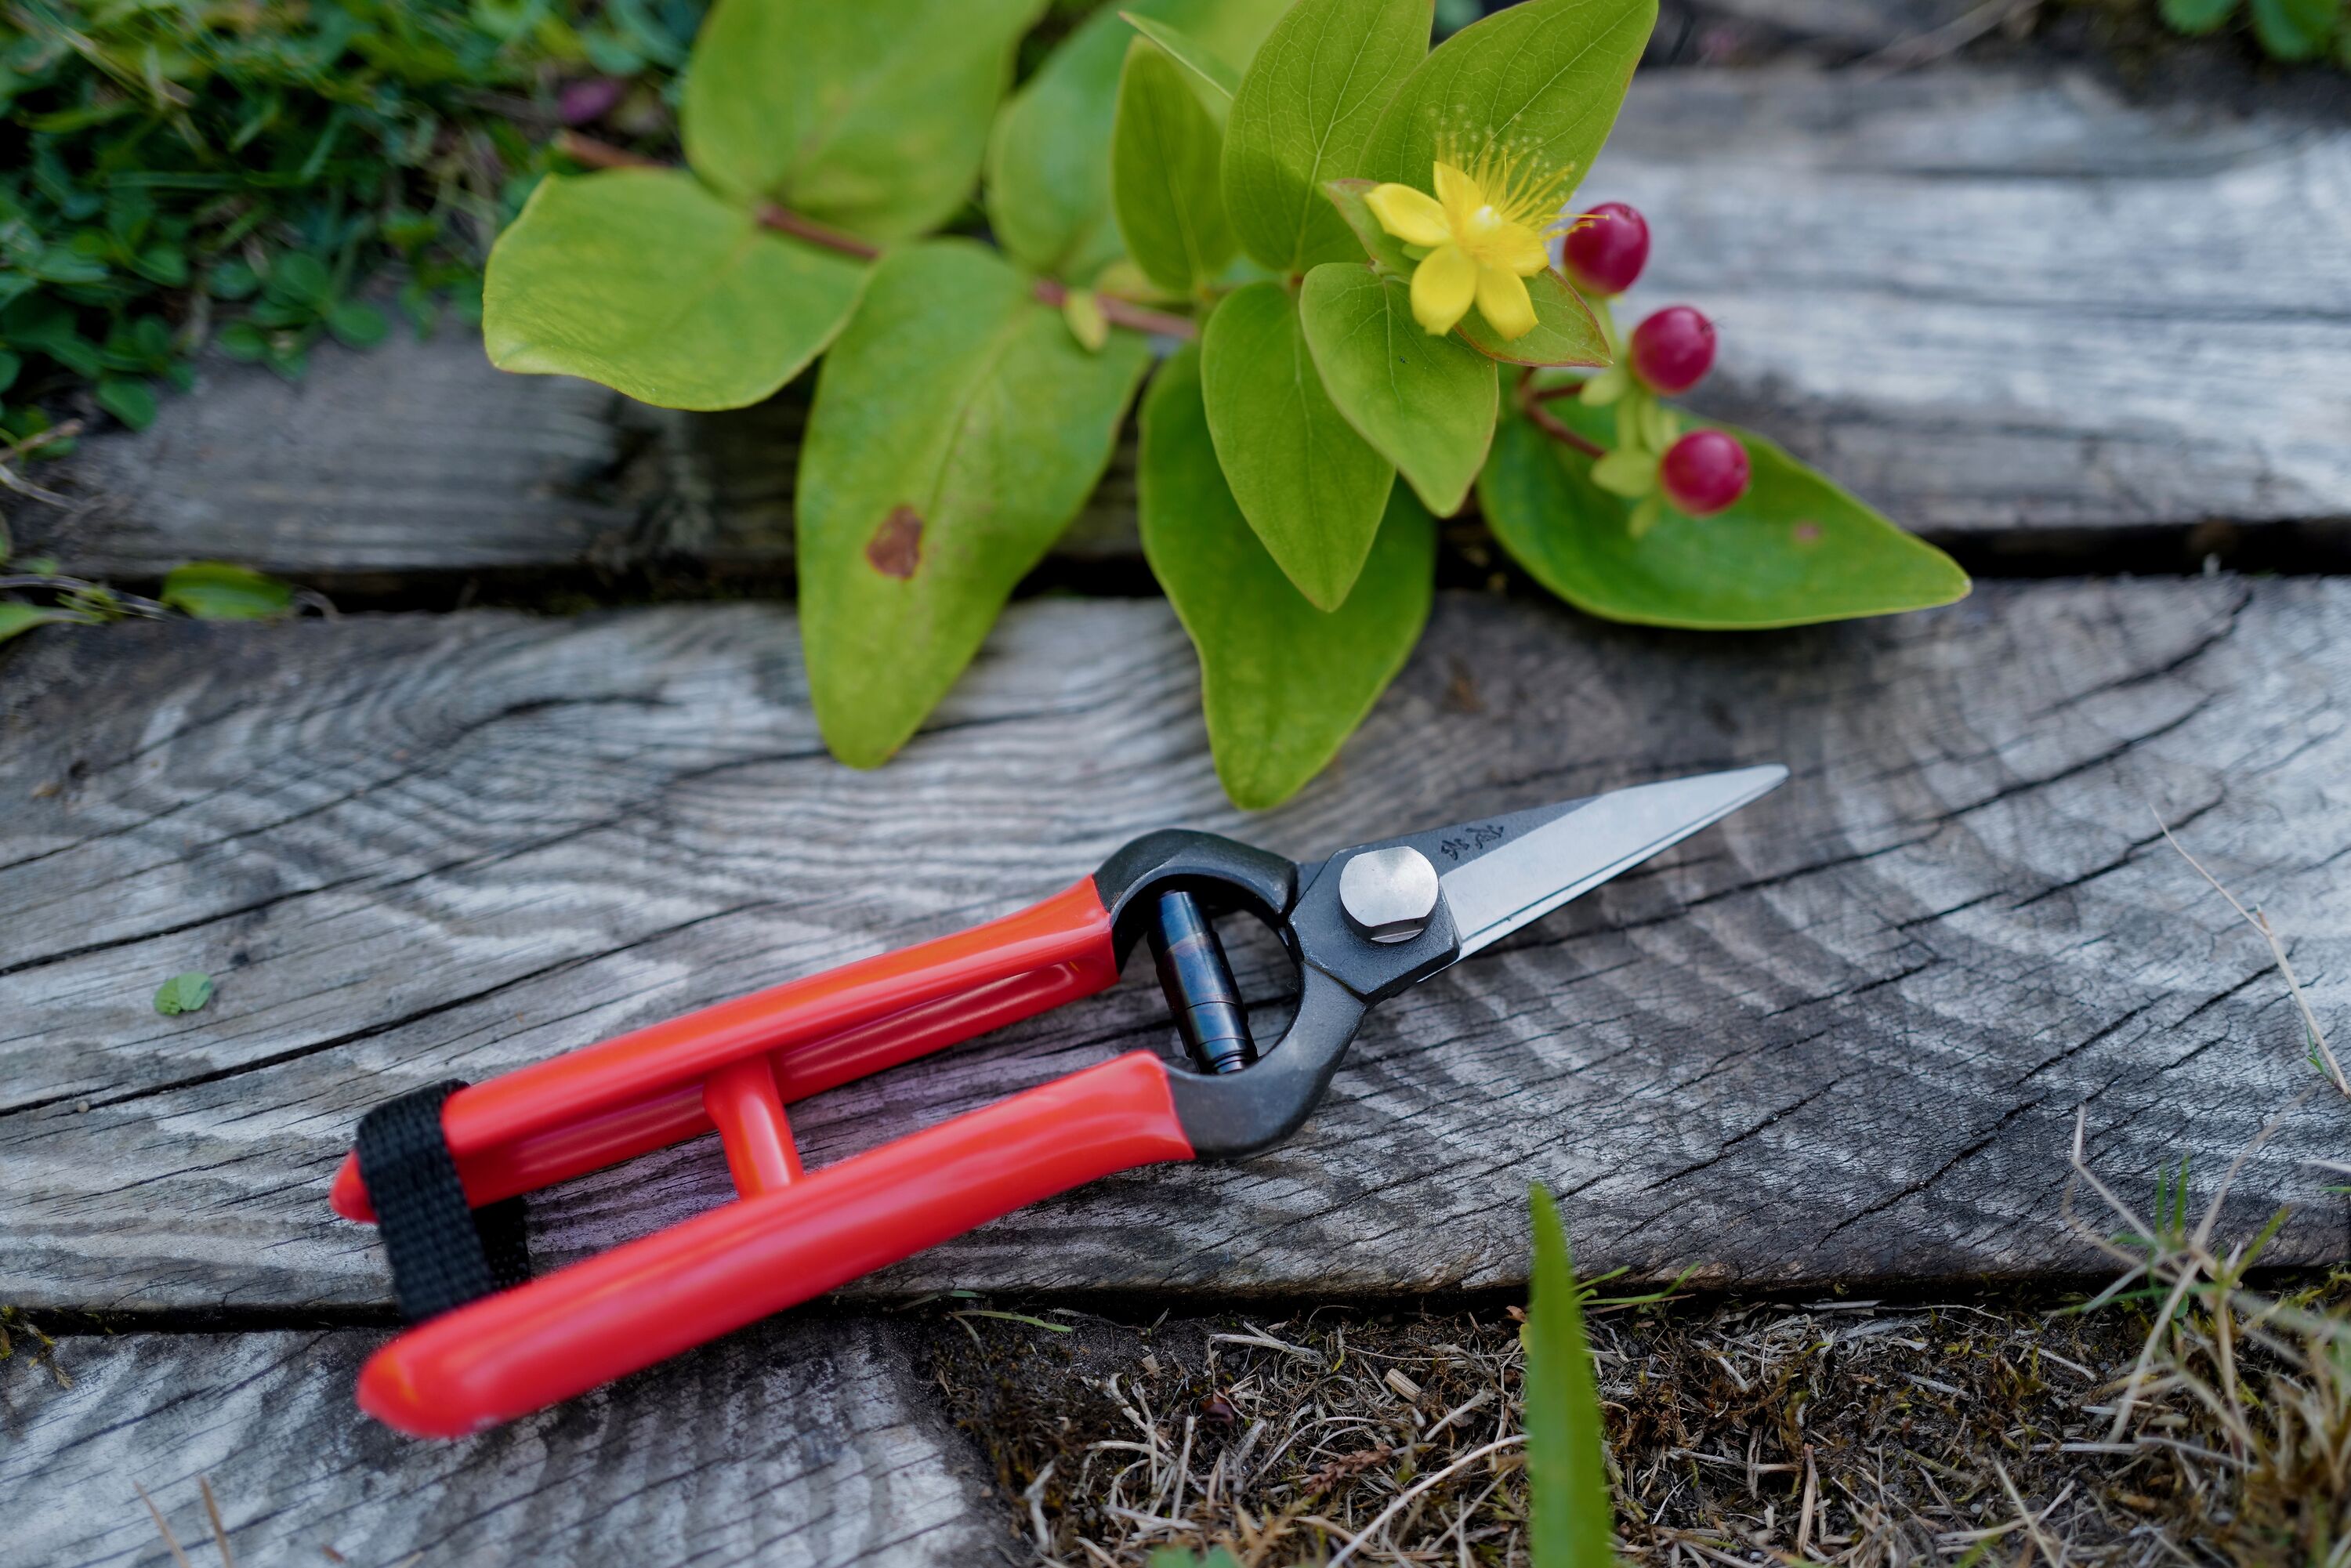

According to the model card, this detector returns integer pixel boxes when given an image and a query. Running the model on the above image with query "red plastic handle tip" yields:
[357,1345,496,1440]
[330,1153,371,1222]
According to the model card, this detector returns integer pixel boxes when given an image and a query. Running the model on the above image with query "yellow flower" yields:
[1364,143,1567,341]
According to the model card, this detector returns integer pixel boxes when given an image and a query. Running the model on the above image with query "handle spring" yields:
[1144,889,1256,1074]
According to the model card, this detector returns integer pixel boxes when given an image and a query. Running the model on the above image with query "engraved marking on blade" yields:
[1434,823,1509,864]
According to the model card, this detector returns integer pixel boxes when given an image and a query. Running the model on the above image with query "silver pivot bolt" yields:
[1339,846,1440,944]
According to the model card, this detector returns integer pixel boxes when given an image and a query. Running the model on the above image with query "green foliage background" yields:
[0,0,705,444]
[2157,0,2350,63]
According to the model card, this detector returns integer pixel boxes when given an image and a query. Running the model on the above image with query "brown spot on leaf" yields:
[866,505,924,579]
[1791,520,1824,545]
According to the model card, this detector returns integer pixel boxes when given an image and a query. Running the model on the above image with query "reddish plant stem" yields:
[1026,276,1197,341]
[1514,372,1607,459]
[556,132,1198,341]
[1530,381,1590,402]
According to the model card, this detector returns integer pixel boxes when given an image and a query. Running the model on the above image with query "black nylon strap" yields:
[355,1080,531,1323]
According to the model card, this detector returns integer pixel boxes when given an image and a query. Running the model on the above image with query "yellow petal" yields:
[1410,244,1477,335]
[1489,220,1551,276]
[1432,160,1483,229]
[1364,183,1451,248]
[1474,263,1538,341]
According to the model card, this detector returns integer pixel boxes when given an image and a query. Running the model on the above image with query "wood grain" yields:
[15,68,2347,585]
[0,1318,1006,1568]
[1673,0,1990,56]
[1597,66,2351,544]
[11,324,640,588]
[2,581,2343,1309]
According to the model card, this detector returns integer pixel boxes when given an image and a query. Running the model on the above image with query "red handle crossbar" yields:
[334,879,1199,1437]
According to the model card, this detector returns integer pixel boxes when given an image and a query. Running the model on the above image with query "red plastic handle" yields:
[357,1050,1192,1437]
[331,879,1119,1219]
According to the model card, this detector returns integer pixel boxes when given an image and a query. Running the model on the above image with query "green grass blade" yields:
[1525,1182,1617,1568]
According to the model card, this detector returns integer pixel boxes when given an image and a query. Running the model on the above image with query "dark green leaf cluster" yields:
[0,0,703,440]
[2159,0,2349,63]
[482,0,1968,810]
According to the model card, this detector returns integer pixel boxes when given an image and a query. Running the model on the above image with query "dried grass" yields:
[930,1289,2188,1566]
[931,833,2349,1567]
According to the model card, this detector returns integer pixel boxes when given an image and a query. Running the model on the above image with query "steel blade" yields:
[1437,765,1787,957]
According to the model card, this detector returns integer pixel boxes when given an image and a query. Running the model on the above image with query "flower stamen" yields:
[1364,137,1571,341]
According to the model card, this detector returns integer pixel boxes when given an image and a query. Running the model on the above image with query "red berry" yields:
[1660,430,1750,516]
[1629,306,1716,395]
[1560,202,1649,296]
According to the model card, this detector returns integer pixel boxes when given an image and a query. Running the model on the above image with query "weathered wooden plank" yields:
[16,67,2347,585]
[0,1318,1004,1568]
[2,579,2343,1307]
[1596,66,2351,545]
[11,325,641,587]
[1673,0,1986,56]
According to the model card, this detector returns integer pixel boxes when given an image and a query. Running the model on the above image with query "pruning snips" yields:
[332,766,1785,1437]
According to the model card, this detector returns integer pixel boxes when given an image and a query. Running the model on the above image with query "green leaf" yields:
[1579,364,1630,406]
[1112,39,1235,296]
[484,168,866,411]
[266,251,334,308]
[1122,13,1243,107]
[1062,287,1112,352]
[0,350,19,396]
[1223,0,1431,273]
[1524,1183,1616,1568]
[159,562,297,620]
[153,971,216,1016]
[16,321,103,378]
[990,0,1289,278]
[1588,445,1656,498]
[1200,280,1396,610]
[2248,0,2339,56]
[1361,0,1655,209]
[798,242,1150,767]
[95,376,158,430]
[1299,263,1494,515]
[1147,1549,1247,1568]
[0,602,74,646]
[1142,343,1433,809]
[216,320,270,362]
[28,248,108,285]
[1322,186,1608,369]
[2160,0,2239,31]
[1455,267,1610,368]
[1322,177,1419,277]
[133,241,189,287]
[325,300,390,349]
[208,259,262,301]
[1479,403,1970,629]
[683,0,1044,241]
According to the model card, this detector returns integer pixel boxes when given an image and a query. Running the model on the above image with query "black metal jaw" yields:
[1092,829,1462,1160]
